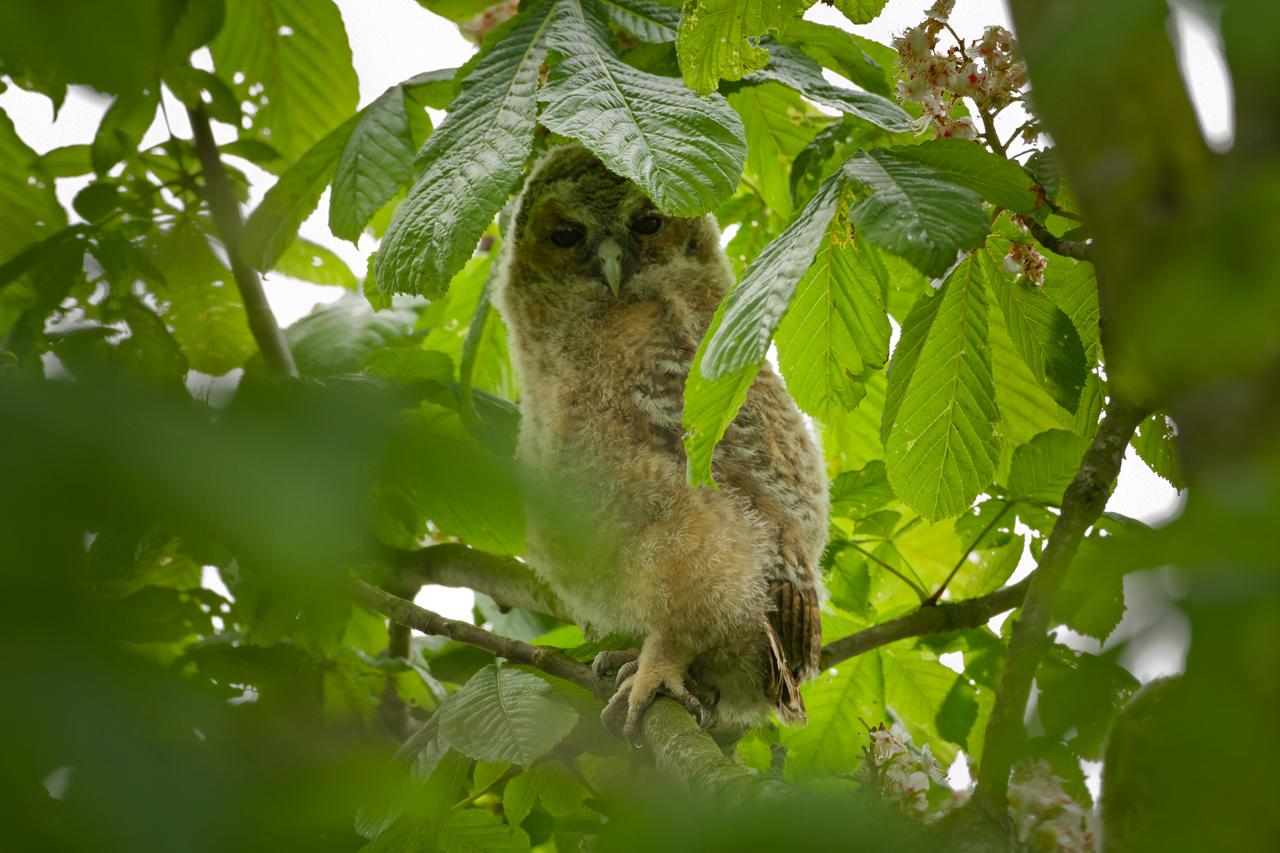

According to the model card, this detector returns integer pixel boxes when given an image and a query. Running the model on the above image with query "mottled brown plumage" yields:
[494,144,827,743]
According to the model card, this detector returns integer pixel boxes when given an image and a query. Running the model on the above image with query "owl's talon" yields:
[591,648,640,680]
[613,659,639,688]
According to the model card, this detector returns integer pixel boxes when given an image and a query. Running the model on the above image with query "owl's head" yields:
[497,144,729,332]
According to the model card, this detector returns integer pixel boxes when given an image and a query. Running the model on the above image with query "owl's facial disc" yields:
[597,239,623,296]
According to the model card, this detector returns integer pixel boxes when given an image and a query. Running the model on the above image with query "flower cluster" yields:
[857,723,949,818]
[893,2,1034,142]
[457,0,520,46]
[1008,761,1099,852]
[1005,238,1048,285]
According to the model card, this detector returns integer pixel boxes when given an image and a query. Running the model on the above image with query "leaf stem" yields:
[924,499,1013,606]
[187,105,298,378]
[845,540,930,602]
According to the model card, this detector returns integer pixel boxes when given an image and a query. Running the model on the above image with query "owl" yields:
[493,143,828,745]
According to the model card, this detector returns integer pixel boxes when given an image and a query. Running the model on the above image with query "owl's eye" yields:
[631,214,663,236]
[550,226,584,248]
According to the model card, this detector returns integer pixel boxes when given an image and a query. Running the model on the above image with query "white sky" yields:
[1,0,1229,625]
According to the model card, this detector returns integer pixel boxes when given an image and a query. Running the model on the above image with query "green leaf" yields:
[503,762,590,826]
[830,459,895,517]
[597,0,679,42]
[272,237,358,288]
[329,83,420,243]
[437,665,579,767]
[882,646,977,764]
[1054,537,1126,643]
[891,138,1038,215]
[822,365,888,471]
[149,224,255,375]
[778,19,895,97]
[91,86,159,175]
[775,205,891,420]
[882,252,1000,521]
[951,531,1024,600]
[1007,428,1090,504]
[751,43,912,134]
[988,286,1076,446]
[0,109,65,266]
[681,312,761,487]
[700,171,843,379]
[1133,411,1186,490]
[375,0,554,297]
[538,0,746,217]
[1037,647,1138,760]
[383,402,526,554]
[1041,257,1100,357]
[439,809,531,853]
[729,82,820,218]
[782,648,885,778]
[284,294,418,377]
[242,114,359,270]
[845,148,991,278]
[210,0,358,161]
[675,0,804,94]
[992,266,1088,413]
[833,0,889,25]
[36,144,93,178]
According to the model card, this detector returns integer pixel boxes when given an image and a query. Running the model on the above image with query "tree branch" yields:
[383,543,569,621]
[382,542,1034,673]
[970,396,1150,811]
[187,105,298,378]
[820,576,1031,669]
[347,580,791,799]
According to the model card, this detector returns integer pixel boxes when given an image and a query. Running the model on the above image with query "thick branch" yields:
[820,576,1030,669]
[385,543,569,621]
[390,543,1035,671]
[971,397,1150,810]
[187,106,298,378]
[348,580,790,799]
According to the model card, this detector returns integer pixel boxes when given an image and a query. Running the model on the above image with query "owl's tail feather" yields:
[763,620,807,725]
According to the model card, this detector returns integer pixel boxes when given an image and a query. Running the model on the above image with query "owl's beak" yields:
[597,239,623,297]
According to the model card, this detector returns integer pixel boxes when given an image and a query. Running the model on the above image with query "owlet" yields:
[494,144,827,744]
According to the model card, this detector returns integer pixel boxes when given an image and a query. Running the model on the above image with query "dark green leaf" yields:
[375,0,554,296]
[597,0,679,43]
[846,148,991,278]
[539,0,747,217]
[675,0,804,94]
[751,43,912,134]
[992,265,1088,412]
[891,138,1038,214]
[284,294,419,376]
[1133,411,1186,490]
[700,170,843,379]
[329,83,419,242]
[436,664,579,767]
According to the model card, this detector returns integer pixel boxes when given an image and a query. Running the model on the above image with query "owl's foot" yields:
[600,638,702,747]
[590,648,639,680]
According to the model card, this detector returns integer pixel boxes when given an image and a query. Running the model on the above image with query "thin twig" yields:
[1023,216,1093,262]
[924,500,1013,606]
[187,105,298,377]
[845,540,929,602]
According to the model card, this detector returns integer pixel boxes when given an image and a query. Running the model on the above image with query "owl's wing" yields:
[767,577,822,682]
